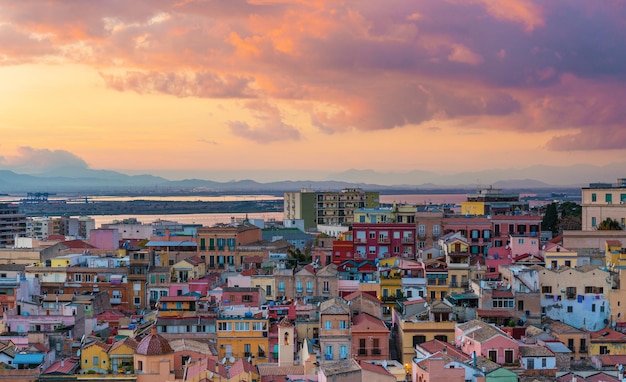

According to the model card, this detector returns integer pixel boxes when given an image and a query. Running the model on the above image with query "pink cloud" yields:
[1,1,626,150]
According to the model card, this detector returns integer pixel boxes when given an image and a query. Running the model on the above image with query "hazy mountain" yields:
[0,162,623,194]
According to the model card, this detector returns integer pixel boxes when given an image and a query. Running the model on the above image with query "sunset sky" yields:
[1,1,626,182]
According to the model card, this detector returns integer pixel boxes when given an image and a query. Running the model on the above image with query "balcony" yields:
[372,348,381,356]
[449,282,458,288]
[378,237,390,244]
[579,346,587,353]
[403,237,415,244]
[296,288,303,293]
[110,297,122,304]
[358,348,368,356]
[325,354,333,361]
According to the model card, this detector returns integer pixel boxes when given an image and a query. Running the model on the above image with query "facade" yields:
[455,320,519,365]
[316,188,380,226]
[538,265,611,331]
[350,313,389,360]
[284,189,318,231]
[0,203,26,248]
[216,314,269,362]
[319,297,352,363]
[462,187,530,215]
[581,179,626,230]
[352,223,417,261]
[197,222,262,270]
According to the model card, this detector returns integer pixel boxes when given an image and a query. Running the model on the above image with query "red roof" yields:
[419,339,471,361]
[184,256,204,266]
[136,328,173,355]
[492,290,514,298]
[590,328,626,342]
[606,240,622,247]
[344,291,380,304]
[351,313,389,333]
[596,354,626,366]
[62,239,96,249]
[477,309,513,318]
[357,360,394,376]
[42,358,79,374]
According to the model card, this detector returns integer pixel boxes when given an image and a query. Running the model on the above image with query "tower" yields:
[278,317,295,367]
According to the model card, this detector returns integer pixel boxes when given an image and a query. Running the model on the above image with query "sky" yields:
[1,1,626,183]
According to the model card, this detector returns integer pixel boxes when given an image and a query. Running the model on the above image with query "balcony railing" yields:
[450,282,458,288]
[372,348,381,356]
[358,348,368,356]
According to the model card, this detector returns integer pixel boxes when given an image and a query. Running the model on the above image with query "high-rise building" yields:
[284,188,380,230]
[0,203,26,248]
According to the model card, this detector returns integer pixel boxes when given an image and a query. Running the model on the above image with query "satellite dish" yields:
[229,356,235,364]
[209,372,214,379]
[76,350,81,357]
[222,358,227,364]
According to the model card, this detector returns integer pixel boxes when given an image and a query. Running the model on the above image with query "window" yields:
[600,345,609,354]
[592,193,597,202]
[218,322,232,331]
[606,194,613,203]
[518,238,524,244]
[369,231,376,239]
[200,238,206,250]
[323,281,329,293]
[93,356,99,366]
[433,224,440,236]
[279,281,285,293]
[567,306,573,313]
[418,225,426,236]
[325,320,331,329]
[565,260,571,267]
[340,345,348,360]
[252,322,266,331]
[244,343,251,357]
[296,281,303,293]
[266,285,272,296]
[339,320,347,329]
[542,286,552,293]
[413,335,426,346]
[488,350,497,362]
[74,274,82,282]
[235,322,250,331]
[325,345,333,360]
[242,295,252,302]
[592,217,597,227]
[307,281,313,293]
[138,361,143,371]
[542,358,547,368]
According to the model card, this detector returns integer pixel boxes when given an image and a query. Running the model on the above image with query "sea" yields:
[1,192,549,229]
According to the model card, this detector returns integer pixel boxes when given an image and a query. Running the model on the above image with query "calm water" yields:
[91,212,285,228]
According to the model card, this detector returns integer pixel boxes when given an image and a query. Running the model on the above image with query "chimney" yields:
[151,326,157,336]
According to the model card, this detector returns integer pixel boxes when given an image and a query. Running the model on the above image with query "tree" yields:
[559,201,582,218]
[597,218,622,230]
[542,203,559,236]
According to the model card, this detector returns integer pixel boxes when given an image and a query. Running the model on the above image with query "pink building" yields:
[456,320,519,365]
[89,228,119,250]
[413,352,467,382]
[221,287,263,307]
[352,223,417,260]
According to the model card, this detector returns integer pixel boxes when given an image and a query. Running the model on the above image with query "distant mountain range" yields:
[0,162,623,195]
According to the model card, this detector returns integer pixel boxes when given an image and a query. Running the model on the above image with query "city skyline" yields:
[1,1,626,182]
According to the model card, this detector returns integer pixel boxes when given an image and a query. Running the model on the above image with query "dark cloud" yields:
[0,147,89,173]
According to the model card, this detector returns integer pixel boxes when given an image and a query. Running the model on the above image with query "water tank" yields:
[244,312,253,318]
[269,301,275,306]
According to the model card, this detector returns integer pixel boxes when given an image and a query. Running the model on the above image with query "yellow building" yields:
[424,258,448,302]
[378,258,404,317]
[251,275,275,301]
[461,201,486,216]
[171,256,206,282]
[605,240,626,269]
[81,340,111,373]
[108,337,138,373]
[395,316,456,366]
[543,243,580,269]
[589,328,626,356]
[216,316,269,364]
[441,234,470,296]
